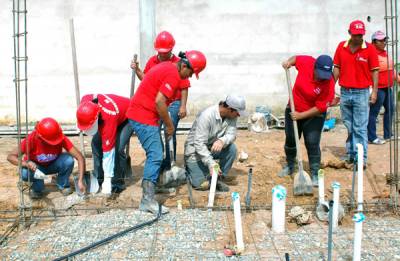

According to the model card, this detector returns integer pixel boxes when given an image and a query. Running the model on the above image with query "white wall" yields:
[0,0,388,123]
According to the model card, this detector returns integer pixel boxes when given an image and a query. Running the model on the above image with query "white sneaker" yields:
[371,138,386,145]
[101,177,112,195]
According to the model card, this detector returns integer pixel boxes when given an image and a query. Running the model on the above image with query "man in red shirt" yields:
[131,31,190,172]
[280,55,335,186]
[7,118,86,199]
[367,30,399,144]
[76,94,131,196]
[333,20,379,166]
[126,50,206,214]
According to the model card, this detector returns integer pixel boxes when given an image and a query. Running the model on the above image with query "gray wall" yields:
[0,0,387,123]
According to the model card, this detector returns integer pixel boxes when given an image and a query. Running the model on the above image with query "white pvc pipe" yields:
[331,182,341,231]
[207,167,218,208]
[232,192,245,252]
[318,169,325,204]
[272,185,286,233]
[356,143,364,212]
[353,213,365,261]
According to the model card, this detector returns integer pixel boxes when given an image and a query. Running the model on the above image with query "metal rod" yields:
[327,200,334,261]
[245,168,253,210]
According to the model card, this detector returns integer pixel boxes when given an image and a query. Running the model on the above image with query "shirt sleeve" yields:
[333,43,342,68]
[294,55,311,71]
[179,79,191,89]
[315,80,335,112]
[193,115,216,168]
[368,45,380,70]
[159,75,180,99]
[63,136,74,151]
[218,119,237,147]
[143,59,154,74]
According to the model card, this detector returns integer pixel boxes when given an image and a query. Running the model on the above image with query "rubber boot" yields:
[101,177,112,196]
[278,146,296,177]
[309,155,320,187]
[139,180,169,214]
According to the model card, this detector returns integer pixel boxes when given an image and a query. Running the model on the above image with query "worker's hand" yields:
[209,163,222,177]
[370,90,378,104]
[211,139,224,153]
[290,111,303,121]
[178,105,187,119]
[329,96,340,106]
[281,60,291,69]
[25,160,37,172]
[78,179,86,194]
[130,60,140,71]
[165,124,175,140]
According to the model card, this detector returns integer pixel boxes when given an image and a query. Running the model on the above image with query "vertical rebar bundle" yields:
[12,0,31,227]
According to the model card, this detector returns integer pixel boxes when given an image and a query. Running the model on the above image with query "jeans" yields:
[368,88,394,141]
[92,121,133,191]
[185,143,237,188]
[129,119,163,184]
[284,107,325,175]
[340,87,369,162]
[21,153,74,193]
[160,100,181,170]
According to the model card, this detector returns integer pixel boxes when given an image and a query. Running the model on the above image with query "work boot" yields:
[309,155,321,188]
[216,180,229,192]
[279,146,296,177]
[193,180,210,191]
[60,187,72,196]
[139,180,169,214]
[29,190,43,200]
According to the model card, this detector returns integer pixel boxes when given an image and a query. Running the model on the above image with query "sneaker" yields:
[101,177,112,195]
[29,190,43,199]
[216,180,230,192]
[60,187,72,196]
[370,138,386,145]
[220,175,238,185]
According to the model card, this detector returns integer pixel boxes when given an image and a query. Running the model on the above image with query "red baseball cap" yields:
[349,20,366,35]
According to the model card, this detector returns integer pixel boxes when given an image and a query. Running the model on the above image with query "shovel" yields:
[285,69,313,196]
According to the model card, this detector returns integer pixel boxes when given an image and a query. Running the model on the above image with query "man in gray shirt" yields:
[184,95,247,191]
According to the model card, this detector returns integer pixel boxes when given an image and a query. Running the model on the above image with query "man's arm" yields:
[7,147,36,171]
[179,89,188,119]
[333,66,340,83]
[193,115,215,167]
[156,92,174,138]
[218,120,237,148]
[68,146,86,193]
[370,69,379,104]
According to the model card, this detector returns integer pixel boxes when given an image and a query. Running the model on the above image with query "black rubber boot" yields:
[278,146,296,177]
[309,155,321,187]
[139,180,169,214]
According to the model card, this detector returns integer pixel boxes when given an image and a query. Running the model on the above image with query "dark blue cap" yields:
[315,55,333,80]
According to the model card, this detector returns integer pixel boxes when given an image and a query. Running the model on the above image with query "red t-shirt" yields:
[126,62,182,126]
[291,55,335,113]
[81,94,130,152]
[143,54,190,101]
[20,130,73,166]
[377,49,397,88]
[333,40,379,88]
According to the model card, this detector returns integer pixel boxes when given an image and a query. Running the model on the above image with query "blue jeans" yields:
[129,119,163,184]
[21,153,74,193]
[185,143,237,188]
[92,121,132,191]
[368,88,394,141]
[340,87,369,162]
[160,100,181,170]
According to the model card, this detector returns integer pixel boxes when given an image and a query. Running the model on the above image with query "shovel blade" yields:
[293,170,313,196]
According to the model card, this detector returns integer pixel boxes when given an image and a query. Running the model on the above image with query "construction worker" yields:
[126,50,206,214]
[280,55,335,186]
[333,20,379,167]
[76,94,131,196]
[368,30,399,144]
[184,95,247,192]
[7,117,86,199]
[131,31,190,172]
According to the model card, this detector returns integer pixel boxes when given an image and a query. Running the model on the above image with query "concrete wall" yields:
[0,0,388,123]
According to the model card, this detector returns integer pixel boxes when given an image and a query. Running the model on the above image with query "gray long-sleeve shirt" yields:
[184,105,237,167]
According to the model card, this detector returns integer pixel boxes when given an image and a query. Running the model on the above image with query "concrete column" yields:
[139,0,155,64]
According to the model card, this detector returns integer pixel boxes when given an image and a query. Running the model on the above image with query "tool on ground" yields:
[352,213,365,261]
[125,54,138,179]
[356,143,364,212]
[69,18,98,195]
[316,169,330,221]
[272,185,286,233]
[327,200,334,261]
[186,172,195,208]
[53,204,163,261]
[232,192,245,252]
[245,168,253,211]
[207,164,219,209]
[285,69,313,196]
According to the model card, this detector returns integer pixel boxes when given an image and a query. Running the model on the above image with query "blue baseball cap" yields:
[315,55,333,80]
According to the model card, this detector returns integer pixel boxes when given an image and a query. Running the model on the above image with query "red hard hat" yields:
[36,117,64,145]
[185,50,207,79]
[154,31,175,53]
[76,101,100,131]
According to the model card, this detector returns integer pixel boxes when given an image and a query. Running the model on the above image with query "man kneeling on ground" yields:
[184,95,247,191]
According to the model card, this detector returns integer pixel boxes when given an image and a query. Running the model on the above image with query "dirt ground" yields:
[0,123,394,234]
